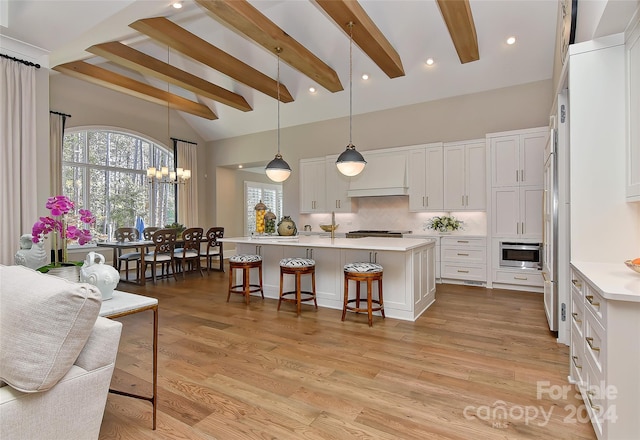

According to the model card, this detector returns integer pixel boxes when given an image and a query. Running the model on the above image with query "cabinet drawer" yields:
[570,325,585,387]
[570,270,586,298]
[571,290,585,336]
[584,310,605,377]
[441,247,486,264]
[582,358,605,440]
[585,285,606,326]
[493,269,543,287]
[440,236,486,247]
[441,263,486,281]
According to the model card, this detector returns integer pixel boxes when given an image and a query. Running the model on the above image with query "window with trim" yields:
[245,181,283,236]
[63,129,176,238]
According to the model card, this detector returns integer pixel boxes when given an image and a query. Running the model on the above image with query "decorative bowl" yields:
[319,224,339,232]
[624,260,640,274]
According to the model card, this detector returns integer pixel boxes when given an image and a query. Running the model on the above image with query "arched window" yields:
[62,128,176,238]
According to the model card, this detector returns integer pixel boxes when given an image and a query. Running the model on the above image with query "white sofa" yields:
[0,265,122,440]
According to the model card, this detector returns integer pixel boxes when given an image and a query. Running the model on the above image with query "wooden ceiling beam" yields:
[193,0,343,93]
[436,0,479,64]
[130,17,294,103]
[88,41,252,112]
[53,61,218,120]
[315,0,404,79]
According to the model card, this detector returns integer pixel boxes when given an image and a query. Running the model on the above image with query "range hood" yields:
[346,152,408,197]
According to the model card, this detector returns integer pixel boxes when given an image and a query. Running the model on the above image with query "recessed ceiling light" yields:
[172,2,183,9]
[361,74,369,80]
[425,58,434,66]
[238,165,243,169]
[309,86,316,93]
[507,36,516,45]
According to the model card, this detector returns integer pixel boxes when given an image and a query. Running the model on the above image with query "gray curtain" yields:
[49,112,67,195]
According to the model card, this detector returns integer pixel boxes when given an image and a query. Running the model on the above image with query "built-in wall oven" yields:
[499,242,542,269]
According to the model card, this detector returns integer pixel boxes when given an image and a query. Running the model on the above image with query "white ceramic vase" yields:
[80,252,119,301]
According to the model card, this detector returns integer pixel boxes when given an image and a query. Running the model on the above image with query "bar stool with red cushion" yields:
[342,262,385,327]
[277,257,317,316]
[227,254,263,305]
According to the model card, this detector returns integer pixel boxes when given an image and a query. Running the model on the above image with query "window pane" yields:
[108,170,148,228]
[63,132,85,163]
[90,168,108,234]
[87,131,108,165]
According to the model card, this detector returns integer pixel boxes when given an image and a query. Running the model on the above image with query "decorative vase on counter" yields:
[80,252,119,301]
[277,216,297,236]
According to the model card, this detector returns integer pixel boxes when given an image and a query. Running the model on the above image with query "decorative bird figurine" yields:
[15,234,47,270]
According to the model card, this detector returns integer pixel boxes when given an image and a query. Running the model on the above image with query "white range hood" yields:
[346,151,408,197]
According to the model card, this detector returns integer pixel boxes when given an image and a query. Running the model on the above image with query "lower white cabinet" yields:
[440,236,486,283]
[569,263,640,440]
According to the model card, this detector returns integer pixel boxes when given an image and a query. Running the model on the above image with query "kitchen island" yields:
[219,236,436,321]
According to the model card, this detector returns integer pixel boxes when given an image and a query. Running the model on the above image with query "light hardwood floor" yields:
[100,265,596,440]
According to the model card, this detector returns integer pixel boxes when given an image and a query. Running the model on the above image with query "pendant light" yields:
[336,21,366,177]
[265,47,291,182]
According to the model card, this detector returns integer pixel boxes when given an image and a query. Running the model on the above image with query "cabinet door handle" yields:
[465,195,468,206]
[516,169,519,182]
[422,196,425,207]
[514,276,528,280]
[369,252,373,263]
[586,337,600,352]
[461,195,464,206]
[586,295,600,308]
[426,196,429,206]
[517,222,520,234]
[457,240,469,243]
[571,355,582,369]
[571,312,582,324]
[586,391,601,412]
[571,279,582,288]
[457,253,469,256]
[457,269,469,273]
[522,222,525,234]
[521,169,525,182]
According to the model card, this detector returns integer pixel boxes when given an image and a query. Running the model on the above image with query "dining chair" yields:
[200,227,224,273]
[142,227,160,241]
[114,227,141,281]
[143,229,178,283]
[174,227,204,279]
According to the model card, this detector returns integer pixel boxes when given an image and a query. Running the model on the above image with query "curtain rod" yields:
[0,53,40,69]
[50,110,72,118]
[171,137,197,146]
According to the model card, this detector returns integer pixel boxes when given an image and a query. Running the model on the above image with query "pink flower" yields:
[45,195,74,217]
[79,209,95,224]
[32,217,60,243]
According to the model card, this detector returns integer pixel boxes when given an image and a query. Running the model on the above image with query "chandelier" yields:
[146,166,191,184]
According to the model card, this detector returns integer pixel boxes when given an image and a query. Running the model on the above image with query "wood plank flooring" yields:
[99,266,596,440]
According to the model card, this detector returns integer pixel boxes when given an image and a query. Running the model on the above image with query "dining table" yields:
[96,240,154,285]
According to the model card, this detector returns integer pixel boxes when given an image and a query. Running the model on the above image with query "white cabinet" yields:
[300,158,326,213]
[408,143,444,211]
[440,236,486,283]
[569,263,640,440]
[491,187,543,237]
[443,140,486,210]
[324,155,352,212]
[490,130,546,188]
[627,20,640,201]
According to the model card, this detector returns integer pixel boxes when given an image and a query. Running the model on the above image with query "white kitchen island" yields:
[219,236,437,321]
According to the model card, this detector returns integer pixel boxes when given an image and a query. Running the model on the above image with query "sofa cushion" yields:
[0,265,102,393]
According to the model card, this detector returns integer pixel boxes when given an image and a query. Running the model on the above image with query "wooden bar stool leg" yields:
[296,272,302,316]
[227,266,233,302]
[356,281,361,309]
[243,267,250,305]
[278,269,284,311]
[379,278,385,319]
[311,270,318,309]
[367,278,374,327]
[342,275,349,321]
[259,263,264,298]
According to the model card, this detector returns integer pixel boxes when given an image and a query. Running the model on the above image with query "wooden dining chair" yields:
[200,227,224,273]
[142,228,178,283]
[174,227,204,279]
[143,227,160,241]
[114,227,141,281]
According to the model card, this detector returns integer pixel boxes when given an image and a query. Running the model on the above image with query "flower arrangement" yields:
[425,215,463,233]
[32,195,95,266]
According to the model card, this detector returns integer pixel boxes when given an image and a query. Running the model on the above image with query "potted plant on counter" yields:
[424,215,463,234]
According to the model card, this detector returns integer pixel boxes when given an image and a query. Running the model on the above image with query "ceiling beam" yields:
[436,0,479,64]
[130,17,294,103]
[193,0,343,93]
[315,0,404,79]
[87,41,252,112]
[53,61,218,120]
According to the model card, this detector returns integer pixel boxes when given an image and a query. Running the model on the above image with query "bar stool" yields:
[342,262,385,327]
[277,258,318,316]
[227,254,264,305]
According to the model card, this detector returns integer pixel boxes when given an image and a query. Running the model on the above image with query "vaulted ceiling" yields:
[1,0,560,141]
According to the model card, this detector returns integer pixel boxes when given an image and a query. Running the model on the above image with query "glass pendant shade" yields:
[336,143,366,177]
[265,153,291,182]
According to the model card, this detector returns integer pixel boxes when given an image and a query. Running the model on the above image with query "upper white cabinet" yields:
[627,20,640,201]
[490,130,546,188]
[443,140,486,211]
[492,187,543,237]
[299,158,326,213]
[408,143,443,212]
[325,155,352,212]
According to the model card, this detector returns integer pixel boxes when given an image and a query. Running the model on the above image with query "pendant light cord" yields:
[348,22,353,147]
[277,48,281,156]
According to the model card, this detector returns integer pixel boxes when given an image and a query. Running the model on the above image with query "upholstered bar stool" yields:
[278,258,318,316]
[342,262,385,327]
[227,254,264,305]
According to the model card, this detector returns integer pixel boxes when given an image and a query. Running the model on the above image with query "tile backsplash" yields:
[298,195,487,236]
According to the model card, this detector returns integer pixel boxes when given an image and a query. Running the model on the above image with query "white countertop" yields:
[220,235,435,251]
[571,261,640,302]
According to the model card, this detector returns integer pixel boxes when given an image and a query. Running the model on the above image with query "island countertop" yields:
[219,235,435,251]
